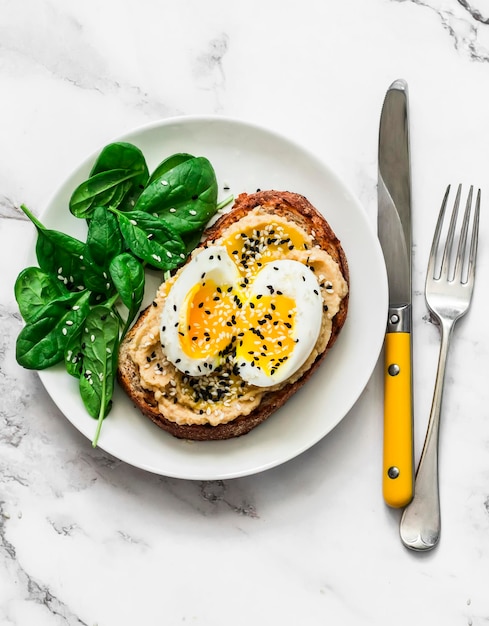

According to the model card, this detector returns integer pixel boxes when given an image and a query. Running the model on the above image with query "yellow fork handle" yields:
[383,331,414,508]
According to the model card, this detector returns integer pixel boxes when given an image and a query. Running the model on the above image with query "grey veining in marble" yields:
[1,1,489,625]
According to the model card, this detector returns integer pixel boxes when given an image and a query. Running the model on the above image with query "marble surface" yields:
[1,0,489,624]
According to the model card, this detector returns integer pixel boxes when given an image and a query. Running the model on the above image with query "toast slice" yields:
[117,190,349,440]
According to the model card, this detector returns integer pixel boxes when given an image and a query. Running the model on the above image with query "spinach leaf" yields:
[35,228,86,291]
[133,156,218,237]
[109,252,145,333]
[114,209,186,271]
[90,142,149,181]
[90,142,149,211]
[16,291,91,369]
[15,267,65,323]
[78,305,120,446]
[81,206,123,295]
[20,204,87,291]
[86,206,123,265]
[64,328,84,378]
[147,152,194,185]
[69,169,146,219]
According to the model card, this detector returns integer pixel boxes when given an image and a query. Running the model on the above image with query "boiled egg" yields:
[160,246,243,376]
[161,247,323,388]
[235,260,323,387]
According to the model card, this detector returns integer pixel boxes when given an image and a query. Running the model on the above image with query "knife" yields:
[377,79,414,508]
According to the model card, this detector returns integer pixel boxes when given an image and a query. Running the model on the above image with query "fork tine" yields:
[428,185,451,280]
[453,185,473,283]
[440,184,462,281]
[467,188,481,285]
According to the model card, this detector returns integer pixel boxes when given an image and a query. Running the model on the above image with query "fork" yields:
[399,184,480,551]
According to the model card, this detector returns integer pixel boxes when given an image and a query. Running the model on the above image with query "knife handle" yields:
[383,331,414,508]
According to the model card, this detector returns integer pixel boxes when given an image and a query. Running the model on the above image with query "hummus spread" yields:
[125,207,348,427]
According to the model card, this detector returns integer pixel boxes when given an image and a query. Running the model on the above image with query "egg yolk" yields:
[221,222,309,278]
[178,279,242,359]
[236,293,297,377]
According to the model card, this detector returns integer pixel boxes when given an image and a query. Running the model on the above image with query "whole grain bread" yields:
[117,190,349,440]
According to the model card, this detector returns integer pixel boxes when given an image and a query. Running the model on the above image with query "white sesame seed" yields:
[161,180,169,186]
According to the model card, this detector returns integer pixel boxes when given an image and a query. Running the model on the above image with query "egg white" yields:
[235,260,323,387]
[160,246,242,376]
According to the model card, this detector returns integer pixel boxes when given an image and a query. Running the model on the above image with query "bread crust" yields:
[117,190,349,440]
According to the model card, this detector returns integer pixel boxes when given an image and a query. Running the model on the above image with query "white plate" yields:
[36,116,387,480]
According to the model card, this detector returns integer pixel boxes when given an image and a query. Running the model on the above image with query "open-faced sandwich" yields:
[117,190,349,440]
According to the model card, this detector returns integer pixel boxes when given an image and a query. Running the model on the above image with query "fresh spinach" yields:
[78,305,120,447]
[114,209,186,271]
[109,252,145,334]
[89,142,149,211]
[15,141,229,446]
[147,152,193,185]
[14,267,65,323]
[134,156,218,239]
[82,206,123,295]
[90,142,148,180]
[64,328,84,379]
[20,205,87,291]
[69,169,147,219]
[86,206,123,266]
[16,290,91,369]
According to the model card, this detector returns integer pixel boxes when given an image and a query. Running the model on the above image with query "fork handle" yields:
[399,318,455,550]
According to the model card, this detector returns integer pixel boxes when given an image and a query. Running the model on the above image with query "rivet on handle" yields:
[388,466,400,479]
[388,363,400,376]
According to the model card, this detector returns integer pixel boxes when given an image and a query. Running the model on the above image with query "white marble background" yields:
[1,0,489,624]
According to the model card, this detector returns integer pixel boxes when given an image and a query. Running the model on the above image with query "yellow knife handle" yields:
[383,331,414,508]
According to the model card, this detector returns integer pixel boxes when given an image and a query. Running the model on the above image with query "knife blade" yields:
[377,79,414,508]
